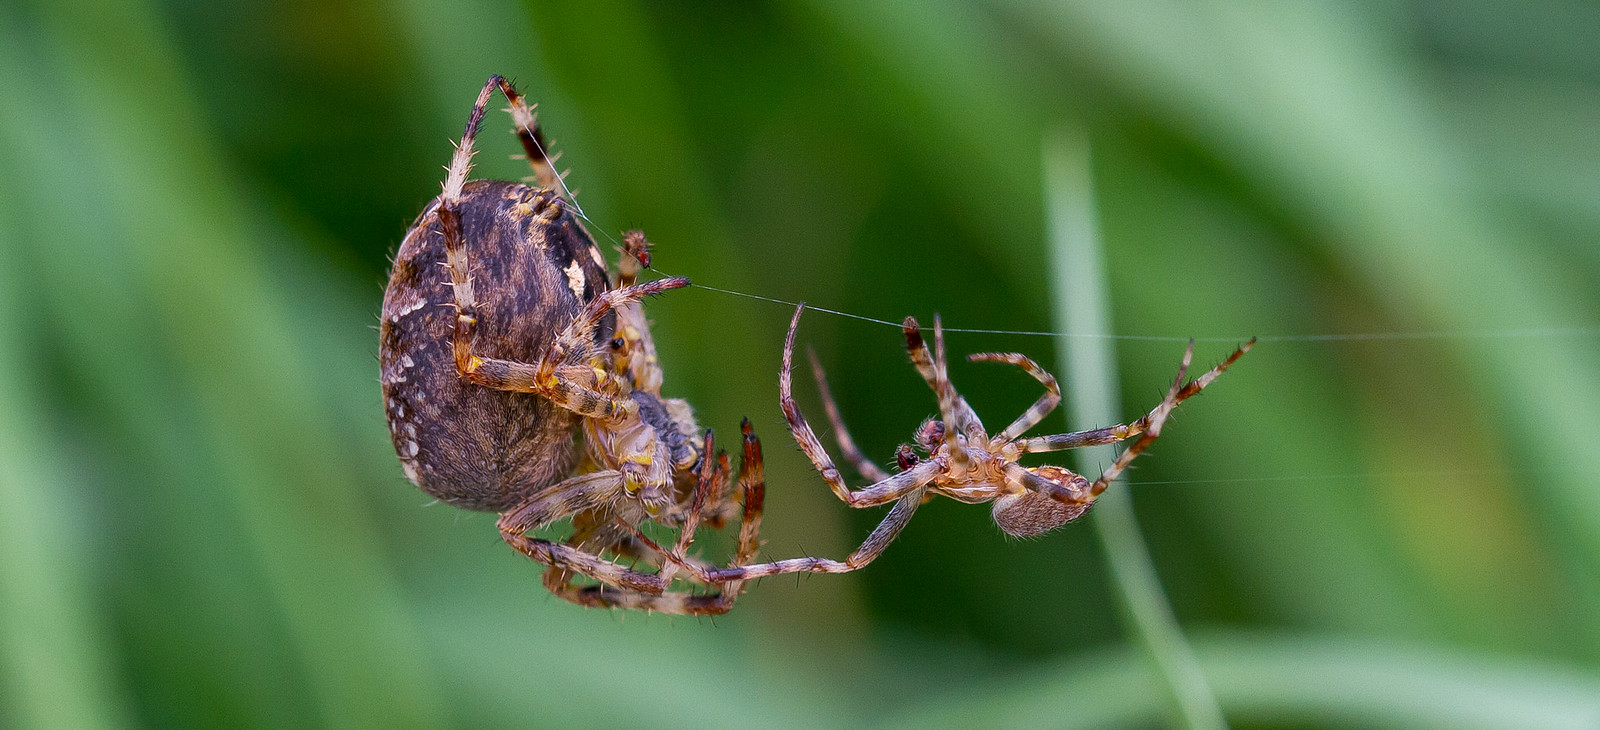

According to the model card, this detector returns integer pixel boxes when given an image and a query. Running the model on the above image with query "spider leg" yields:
[902,316,983,475]
[610,233,666,394]
[657,430,720,586]
[429,75,687,418]
[538,571,743,614]
[461,276,688,418]
[503,463,756,615]
[1019,339,1254,455]
[1083,341,1194,497]
[534,517,689,605]
[933,316,983,473]
[782,306,947,507]
[436,77,496,382]
[703,486,928,581]
[603,535,718,584]
[807,346,892,482]
[590,424,769,612]
[497,471,676,594]
[901,316,983,433]
[494,78,563,193]
[732,423,766,569]
[711,421,768,598]
[540,516,632,600]
[967,352,1061,444]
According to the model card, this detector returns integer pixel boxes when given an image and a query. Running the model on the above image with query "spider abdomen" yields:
[379,180,613,511]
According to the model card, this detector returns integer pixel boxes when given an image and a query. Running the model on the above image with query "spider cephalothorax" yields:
[781,304,1253,542]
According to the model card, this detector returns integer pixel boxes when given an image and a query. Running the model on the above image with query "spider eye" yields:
[610,337,626,350]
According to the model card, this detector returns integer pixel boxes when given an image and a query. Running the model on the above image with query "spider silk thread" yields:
[558,223,1575,488]
[645,266,1600,345]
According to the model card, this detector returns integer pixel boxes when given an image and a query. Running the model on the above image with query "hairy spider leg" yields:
[702,487,927,581]
[465,276,687,419]
[901,317,979,436]
[500,430,767,615]
[781,306,943,508]
[658,306,947,583]
[496,471,677,594]
[1017,338,1254,456]
[667,421,768,598]
[1083,339,1247,496]
[903,316,983,476]
[609,232,667,394]
[428,75,688,421]
[965,352,1062,444]
[657,430,721,586]
[581,424,769,613]
[806,347,892,482]
[1006,338,1253,504]
[435,78,496,381]
[436,75,569,379]
[492,469,723,596]
[494,78,563,193]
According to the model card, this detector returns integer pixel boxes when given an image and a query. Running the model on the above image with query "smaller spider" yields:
[630,309,1249,586]
[780,304,1253,543]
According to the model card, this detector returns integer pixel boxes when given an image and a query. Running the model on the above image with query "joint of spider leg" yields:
[534,199,563,222]
[902,317,924,347]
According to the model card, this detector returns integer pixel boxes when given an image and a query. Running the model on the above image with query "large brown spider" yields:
[771,305,1253,548]
[380,76,771,614]
[381,76,945,613]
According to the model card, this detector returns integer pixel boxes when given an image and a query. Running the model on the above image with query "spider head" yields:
[991,465,1092,537]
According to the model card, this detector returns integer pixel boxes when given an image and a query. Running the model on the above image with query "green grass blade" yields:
[10,0,449,723]
[1044,129,1225,730]
[0,42,133,723]
[1007,0,1600,656]
[884,631,1600,729]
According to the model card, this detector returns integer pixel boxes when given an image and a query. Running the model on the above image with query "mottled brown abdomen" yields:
[379,180,612,511]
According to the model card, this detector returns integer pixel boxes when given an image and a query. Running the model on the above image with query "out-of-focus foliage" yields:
[1,1,1598,727]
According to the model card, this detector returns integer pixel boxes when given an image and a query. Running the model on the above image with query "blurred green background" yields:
[3,1,1600,728]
